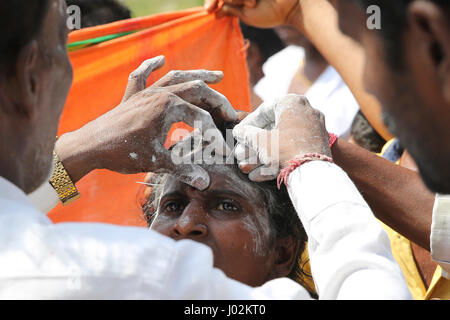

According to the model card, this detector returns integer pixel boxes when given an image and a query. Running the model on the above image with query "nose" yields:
[172,203,208,239]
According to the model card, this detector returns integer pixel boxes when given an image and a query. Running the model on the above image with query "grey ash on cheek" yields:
[241,208,271,258]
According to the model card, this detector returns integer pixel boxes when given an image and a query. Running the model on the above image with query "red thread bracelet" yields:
[277,133,338,189]
[329,133,338,148]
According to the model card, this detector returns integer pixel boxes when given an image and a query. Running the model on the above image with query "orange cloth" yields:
[49,8,251,227]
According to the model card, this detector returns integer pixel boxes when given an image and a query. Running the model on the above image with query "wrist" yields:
[280,133,337,169]
[288,0,317,33]
[54,130,99,183]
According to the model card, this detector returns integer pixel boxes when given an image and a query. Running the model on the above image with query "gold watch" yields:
[49,151,80,206]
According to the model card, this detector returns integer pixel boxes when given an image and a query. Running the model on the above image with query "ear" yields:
[269,237,300,279]
[7,39,40,118]
[408,1,450,103]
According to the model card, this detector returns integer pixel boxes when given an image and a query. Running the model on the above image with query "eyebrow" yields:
[205,189,248,201]
[160,189,247,201]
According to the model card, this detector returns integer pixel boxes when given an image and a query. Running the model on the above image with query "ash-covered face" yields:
[150,164,280,287]
[337,0,450,193]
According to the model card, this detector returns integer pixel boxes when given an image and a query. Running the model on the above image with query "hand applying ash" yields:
[54,56,237,190]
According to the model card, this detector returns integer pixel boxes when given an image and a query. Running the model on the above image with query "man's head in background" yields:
[350,111,386,153]
[337,0,450,193]
[66,0,131,28]
[240,23,286,87]
[0,0,72,193]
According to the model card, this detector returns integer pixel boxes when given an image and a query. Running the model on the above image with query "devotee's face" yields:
[150,165,279,287]
[27,0,73,192]
[336,0,450,193]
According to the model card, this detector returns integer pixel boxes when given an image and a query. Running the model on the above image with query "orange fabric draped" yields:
[48,8,250,227]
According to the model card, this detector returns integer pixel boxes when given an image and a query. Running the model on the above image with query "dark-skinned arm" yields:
[207,0,394,141]
[332,139,434,250]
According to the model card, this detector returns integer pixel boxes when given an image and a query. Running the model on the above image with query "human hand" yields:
[233,94,331,182]
[205,0,302,29]
[55,56,237,190]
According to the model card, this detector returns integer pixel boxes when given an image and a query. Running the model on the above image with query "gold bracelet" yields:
[49,151,80,206]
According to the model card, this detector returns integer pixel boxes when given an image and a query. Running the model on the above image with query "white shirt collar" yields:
[0,176,34,207]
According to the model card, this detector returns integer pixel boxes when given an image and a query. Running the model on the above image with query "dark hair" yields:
[0,0,50,73]
[350,111,386,153]
[353,0,450,70]
[141,122,317,298]
[240,23,286,63]
[66,0,131,28]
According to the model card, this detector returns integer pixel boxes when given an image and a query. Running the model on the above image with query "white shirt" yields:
[431,194,450,278]
[305,66,360,139]
[1,162,411,299]
[254,46,359,139]
[254,45,305,102]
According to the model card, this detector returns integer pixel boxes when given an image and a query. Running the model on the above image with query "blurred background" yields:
[121,0,203,17]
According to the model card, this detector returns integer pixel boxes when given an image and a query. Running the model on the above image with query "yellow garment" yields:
[294,246,317,297]
[380,139,450,300]
[425,267,450,300]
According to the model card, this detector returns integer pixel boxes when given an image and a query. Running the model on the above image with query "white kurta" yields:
[431,194,450,278]
[254,46,360,140]
[1,162,412,299]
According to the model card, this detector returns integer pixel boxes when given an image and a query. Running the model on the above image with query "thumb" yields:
[170,164,211,191]
[216,4,246,19]
[204,0,220,12]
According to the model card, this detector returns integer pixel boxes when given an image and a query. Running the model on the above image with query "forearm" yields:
[292,0,393,140]
[332,139,434,250]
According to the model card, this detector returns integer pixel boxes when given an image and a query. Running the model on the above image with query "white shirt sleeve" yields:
[430,194,450,278]
[0,210,312,300]
[286,161,412,299]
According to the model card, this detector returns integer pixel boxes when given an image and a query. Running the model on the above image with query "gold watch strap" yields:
[49,152,80,206]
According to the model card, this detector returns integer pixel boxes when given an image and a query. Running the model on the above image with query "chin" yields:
[417,160,450,195]
[26,153,54,194]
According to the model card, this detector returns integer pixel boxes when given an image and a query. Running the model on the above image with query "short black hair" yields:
[240,23,286,63]
[353,0,450,70]
[351,111,386,153]
[66,0,131,28]
[0,0,50,72]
